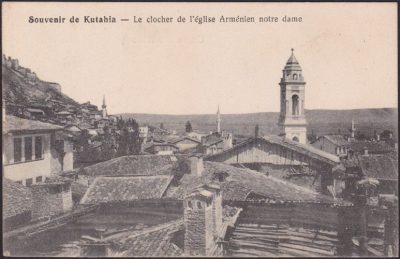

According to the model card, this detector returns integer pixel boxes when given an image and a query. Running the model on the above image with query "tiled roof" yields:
[202,134,224,147]
[172,137,201,145]
[81,155,177,177]
[80,175,174,204]
[3,115,62,133]
[263,136,340,163]
[107,219,184,257]
[357,155,398,180]
[164,162,347,205]
[205,136,340,165]
[3,178,32,219]
[349,140,394,154]
[322,135,350,147]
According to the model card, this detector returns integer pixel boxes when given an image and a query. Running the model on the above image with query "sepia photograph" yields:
[2,2,398,257]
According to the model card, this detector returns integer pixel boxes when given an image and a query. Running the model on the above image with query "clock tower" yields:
[278,49,307,144]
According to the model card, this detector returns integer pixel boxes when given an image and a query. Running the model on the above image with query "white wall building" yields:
[2,115,74,186]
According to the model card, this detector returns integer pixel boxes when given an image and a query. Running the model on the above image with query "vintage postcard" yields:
[2,2,398,257]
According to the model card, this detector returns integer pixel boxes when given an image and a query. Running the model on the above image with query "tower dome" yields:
[284,48,302,71]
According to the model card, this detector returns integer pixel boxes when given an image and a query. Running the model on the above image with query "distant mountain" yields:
[2,55,397,140]
[118,108,398,138]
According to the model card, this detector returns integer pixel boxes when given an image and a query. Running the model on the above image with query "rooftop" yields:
[106,219,184,257]
[3,115,63,134]
[205,136,340,165]
[164,161,348,205]
[357,155,398,180]
[348,140,394,154]
[318,134,350,147]
[80,175,174,204]
[81,154,178,177]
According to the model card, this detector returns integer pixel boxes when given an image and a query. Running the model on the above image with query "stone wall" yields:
[31,183,73,220]
[184,201,214,256]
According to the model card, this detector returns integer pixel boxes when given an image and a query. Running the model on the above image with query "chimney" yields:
[188,154,204,176]
[195,184,223,238]
[184,188,215,256]
[31,179,73,220]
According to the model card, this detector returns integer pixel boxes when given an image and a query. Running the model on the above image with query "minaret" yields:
[216,105,221,134]
[102,95,107,118]
[350,119,356,139]
[278,49,307,144]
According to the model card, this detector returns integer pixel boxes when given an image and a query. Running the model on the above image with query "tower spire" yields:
[351,119,356,138]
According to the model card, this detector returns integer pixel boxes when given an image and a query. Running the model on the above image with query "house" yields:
[198,131,233,155]
[311,134,350,157]
[23,108,45,120]
[76,156,353,257]
[341,154,398,196]
[145,143,179,155]
[57,110,73,118]
[2,115,74,186]
[348,140,394,155]
[172,137,201,151]
[139,125,149,142]
[96,118,110,129]
[186,131,208,141]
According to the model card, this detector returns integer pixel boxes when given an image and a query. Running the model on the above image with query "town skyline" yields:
[3,2,397,115]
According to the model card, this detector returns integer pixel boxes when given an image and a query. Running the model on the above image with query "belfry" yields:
[278,49,307,144]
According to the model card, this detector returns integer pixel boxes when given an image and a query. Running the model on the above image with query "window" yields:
[197,201,202,209]
[187,200,193,209]
[26,178,33,187]
[24,137,33,161]
[292,136,299,142]
[292,95,299,115]
[16,181,23,185]
[35,136,43,159]
[13,138,22,162]
[36,176,43,183]
[293,74,298,80]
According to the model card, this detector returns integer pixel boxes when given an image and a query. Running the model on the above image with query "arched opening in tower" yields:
[292,95,299,115]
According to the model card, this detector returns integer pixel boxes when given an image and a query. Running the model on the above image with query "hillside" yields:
[2,57,79,113]
[119,108,398,138]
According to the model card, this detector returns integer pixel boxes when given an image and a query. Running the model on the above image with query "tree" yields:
[255,124,259,138]
[381,130,393,140]
[185,121,193,133]
[117,119,142,156]
[77,129,91,152]
[160,122,164,130]
[101,125,117,160]
[117,127,130,156]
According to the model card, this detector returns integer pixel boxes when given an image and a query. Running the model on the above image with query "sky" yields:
[2,2,397,115]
